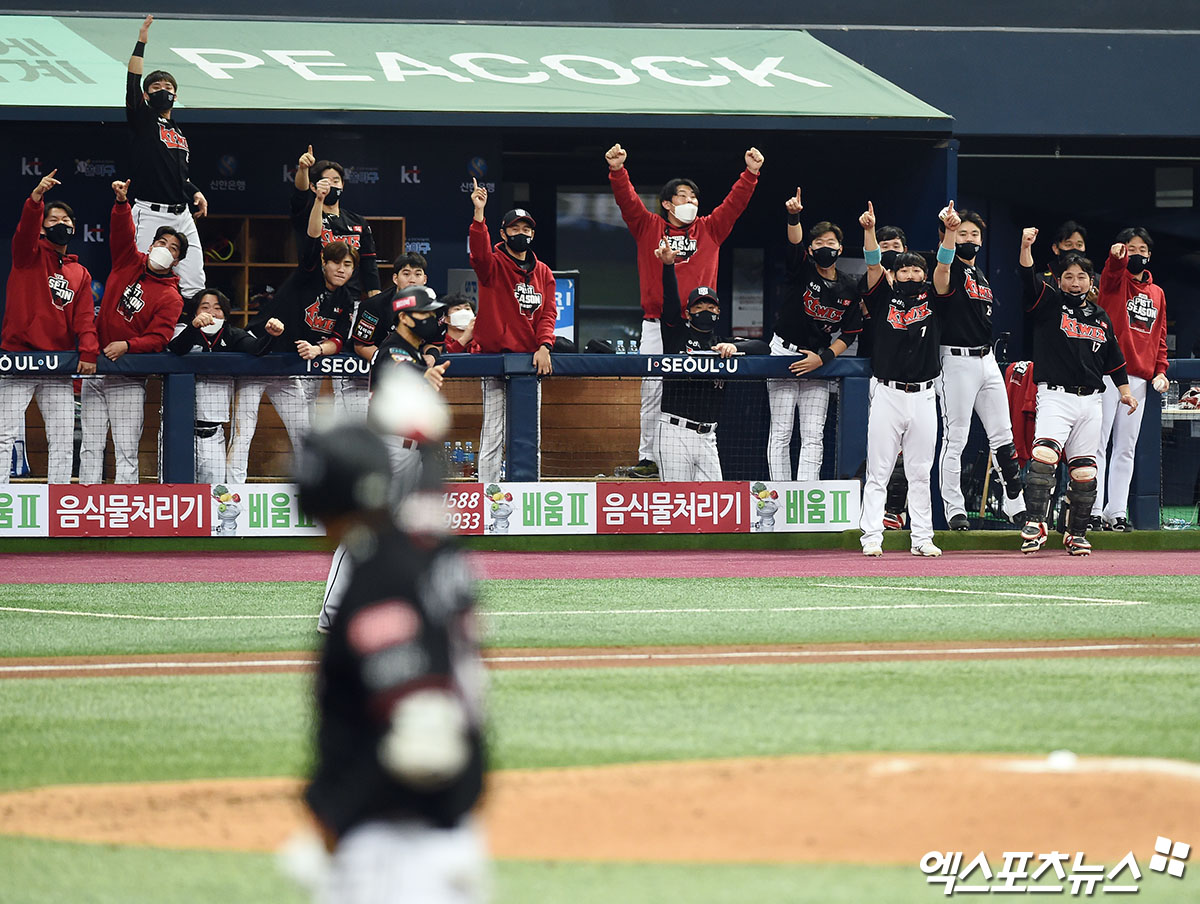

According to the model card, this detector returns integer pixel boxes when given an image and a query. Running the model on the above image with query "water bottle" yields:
[629,339,639,355]
[10,439,29,478]
[464,441,476,478]
[615,340,627,354]
[453,441,465,478]
[444,440,453,466]
[1166,381,1179,407]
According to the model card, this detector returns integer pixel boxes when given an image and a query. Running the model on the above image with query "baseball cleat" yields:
[628,459,659,479]
[862,545,883,557]
[1107,517,1133,532]
[1010,511,1029,528]
[948,514,970,531]
[1064,533,1092,556]
[1087,515,1105,532]
[911,542,942,557]
[883,511,905,530]
[1020,521,1048,553]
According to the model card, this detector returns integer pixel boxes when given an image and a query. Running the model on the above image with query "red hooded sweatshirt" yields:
[609,166,758,320]
[97,202,183,352]
[3,197,98,363]
[468,219,557,354]
[1097,253,1168,381]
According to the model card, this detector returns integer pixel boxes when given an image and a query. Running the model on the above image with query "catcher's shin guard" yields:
[1066,456,1098,536]
[996,442,1023,500]
[1022,454,1059,525]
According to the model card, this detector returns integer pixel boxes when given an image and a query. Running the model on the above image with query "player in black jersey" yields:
[656,244,767,481]
[1017,227,1137,555]
[768,189,862,481]
[126,16,206,297]
[295,392,488,904]
[858,202,949,558]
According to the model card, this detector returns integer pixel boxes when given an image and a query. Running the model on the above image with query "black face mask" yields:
[896,280,926,298]
[322,185,342,207]
[147,89,175,112]
[1062,290,1088,307]
[410,315,447,343]
[44,223,74,246]
[880,249,900,271]
[811,246,840,268]
[1126,254,1148,275]
[505,233,532,253]
[689,309,718,332]
[955,242,980,261]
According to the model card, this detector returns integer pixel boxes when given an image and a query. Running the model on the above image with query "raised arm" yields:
[295,145,314,192]
[706,147,763,244]
[932,201,959,296]
[128,15,150,78]
[308,180,328,239]
[1017,227,1049,309]
[467,178,496,285]
[656,244,683,331]
[860,201,884,291]
[785,187,804,246]
[109,179,141,271]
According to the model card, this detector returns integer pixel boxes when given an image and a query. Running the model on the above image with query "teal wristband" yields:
[863,247,882,266]
[937,245,956,265]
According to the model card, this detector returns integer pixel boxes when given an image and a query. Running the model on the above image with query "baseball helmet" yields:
[293,421,393,522]
[393,285,446,314]
[501,208,536,229]
[687,286,721,308]
[1179,386,1200,410]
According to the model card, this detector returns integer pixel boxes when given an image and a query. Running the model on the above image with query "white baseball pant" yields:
[0,376,75,484]
[79,375,147,484]
[1092,374,1148,522]
[131,200,205,297]
[656,414,722,481]
[226,377,311,484]
[319,437,422,632]
[766,335,830,481]
[333,377,370,418]
[192,376,234,484]
[860,380,937,550]
[936,349,1026,520]
[478,378,541,485]
[318,817,488,904]
[637,319,663,463]
[1033,386,1103,461]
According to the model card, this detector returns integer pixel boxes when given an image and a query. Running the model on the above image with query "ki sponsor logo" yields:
[398,165,421,184]
[74,158,117,178]
[82,223,105,243]
[20,156,42,176]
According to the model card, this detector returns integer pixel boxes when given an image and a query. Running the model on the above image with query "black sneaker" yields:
[629,459,659,479]
[948,514,970,531]
[1087,515,1106,532]
[1108,517,1133,532]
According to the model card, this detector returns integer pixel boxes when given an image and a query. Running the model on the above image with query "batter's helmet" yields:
[393,285,446,314]
[293,422,393,522]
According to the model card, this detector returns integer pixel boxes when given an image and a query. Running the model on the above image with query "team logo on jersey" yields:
[157,121,189,160]
[886,300,932,330]
[661,233,698,261]
[47,273,75,310]
[803,286,848,324]
[1127,292,1157,333]
[304,297,342,335]
[353,310,379,343]
[117,281,145,322]
[1059,312,1107,344]
[514,283,542,319]
[320,223,363,250]
[962,271,993,302]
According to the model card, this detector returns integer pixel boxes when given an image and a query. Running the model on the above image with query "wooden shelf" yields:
[196,214,406,326]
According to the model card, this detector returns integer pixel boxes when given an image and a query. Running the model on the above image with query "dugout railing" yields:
[4,351,1198,530]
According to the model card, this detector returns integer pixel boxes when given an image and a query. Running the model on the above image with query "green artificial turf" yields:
[2,575,1198,658]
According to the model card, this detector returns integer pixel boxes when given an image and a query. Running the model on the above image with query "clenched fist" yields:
[605,143,627,171]
[745,147,764,174]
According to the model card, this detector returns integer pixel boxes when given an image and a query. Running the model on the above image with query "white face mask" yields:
[449,309,475,329]
[200,317,224,336]
[147,245,175,271]
[672,202,698,224]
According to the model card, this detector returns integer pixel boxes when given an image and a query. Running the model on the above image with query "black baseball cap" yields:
[501,208,536,229]
[392,285,446,314]
[687,286,721,308]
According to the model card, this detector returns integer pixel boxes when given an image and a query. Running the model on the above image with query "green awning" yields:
[2,15,949,127]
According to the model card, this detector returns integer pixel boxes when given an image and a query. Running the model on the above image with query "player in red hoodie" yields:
[468,180,556,484]
[1,170,98,484]
[605,143,763,478]
[1090,229,1170,531]
[80,178,185,484]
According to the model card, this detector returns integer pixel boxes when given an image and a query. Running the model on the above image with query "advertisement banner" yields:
[746,480,861,532]
[209,484,322,537]
[0,485,49,537]
[444,484,486,536]
[481,481,596,535]
[597,482,748,534]
[49,485,210,537]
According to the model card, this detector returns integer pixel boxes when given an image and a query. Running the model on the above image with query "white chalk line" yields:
[0,607,313,621]
[3,641,1196,675]
[811,584,1152,606]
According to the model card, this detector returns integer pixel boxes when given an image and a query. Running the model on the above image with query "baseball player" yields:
[1017,228,1137,555]
[295,413,487,904]
[933,207,1027,529]
[168,288,271,484]
[468,181,556,484]
[350,252,429,366]
[318,287,451,634]
[292,147,381,419]
[80,178,185,485]
[655,245,768,481]
[1091,231,1170,531]
[858,201,954,558]
[605,142,763,479]
[1,170,97,484]
[126,15,206,296]
[228,201,354,484]
[769,189,862,481]
[442,295,479,354]
[1042,220,1089,280]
